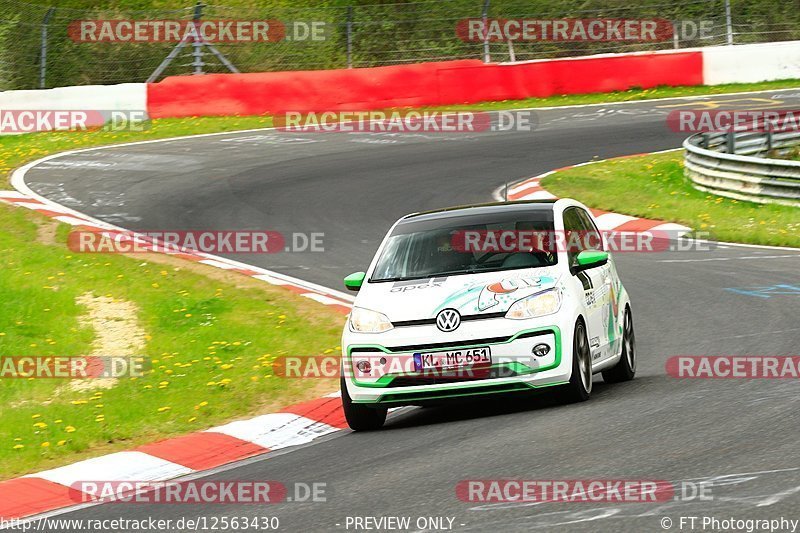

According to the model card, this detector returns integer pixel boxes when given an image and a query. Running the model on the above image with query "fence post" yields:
[482,0,490,63]
[346,6,353,68]
[726,132,735,153]
[38,7,56,89]
[724,0,733,45]
[191,2,205,75]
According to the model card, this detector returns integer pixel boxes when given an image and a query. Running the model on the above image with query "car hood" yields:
[357,267,562,322]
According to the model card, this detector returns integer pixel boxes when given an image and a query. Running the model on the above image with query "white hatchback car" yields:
[340,199,635,430]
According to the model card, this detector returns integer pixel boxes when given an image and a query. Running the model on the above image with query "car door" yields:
[564,207,609,365]
[574,207,621,361]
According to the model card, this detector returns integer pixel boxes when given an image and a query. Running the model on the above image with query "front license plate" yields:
[414,347,492,371]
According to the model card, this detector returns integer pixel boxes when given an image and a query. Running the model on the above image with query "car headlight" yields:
[505,289,562,320]
[349,307,394,333]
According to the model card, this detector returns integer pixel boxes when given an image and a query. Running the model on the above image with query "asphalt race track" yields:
[20,90,800,532]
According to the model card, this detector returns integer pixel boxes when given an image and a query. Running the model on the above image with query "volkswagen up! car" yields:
[340,199,635,430]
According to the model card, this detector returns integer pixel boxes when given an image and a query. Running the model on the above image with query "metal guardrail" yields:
[683,131,800,206]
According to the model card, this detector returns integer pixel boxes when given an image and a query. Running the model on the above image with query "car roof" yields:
[401,200,558,223]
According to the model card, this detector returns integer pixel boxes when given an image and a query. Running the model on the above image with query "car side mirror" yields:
[573,250,609,274]
[344,271,366,292]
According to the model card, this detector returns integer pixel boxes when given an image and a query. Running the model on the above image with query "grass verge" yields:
[541,150,800,248]
[0,202,344,478]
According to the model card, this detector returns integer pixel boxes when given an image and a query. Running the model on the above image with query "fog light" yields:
[532,343,550,357]
[356,360,372,373]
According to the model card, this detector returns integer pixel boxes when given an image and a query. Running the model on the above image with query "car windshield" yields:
[370,208,557,282]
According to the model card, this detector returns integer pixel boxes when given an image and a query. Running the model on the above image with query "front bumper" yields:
[343,320,572,405]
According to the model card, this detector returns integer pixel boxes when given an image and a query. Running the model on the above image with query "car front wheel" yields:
[341,377,387,431]
[559,318,592,403]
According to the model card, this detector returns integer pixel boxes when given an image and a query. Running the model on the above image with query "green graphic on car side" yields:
[432,274,557,315]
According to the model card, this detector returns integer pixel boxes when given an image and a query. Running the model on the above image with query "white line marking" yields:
[658,254,800,263]
[302,292,351,306]
[755,484,800,507]
[198,258,237,269]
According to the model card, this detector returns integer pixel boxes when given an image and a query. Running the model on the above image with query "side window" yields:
[575,209,604,252]
[562,207,584,267]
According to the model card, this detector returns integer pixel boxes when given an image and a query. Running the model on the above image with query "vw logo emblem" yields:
[436,308,461,332]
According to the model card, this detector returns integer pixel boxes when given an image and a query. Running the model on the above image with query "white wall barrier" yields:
[0,83,147,135]
[703,40,800,85]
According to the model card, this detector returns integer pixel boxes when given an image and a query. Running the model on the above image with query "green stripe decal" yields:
[346,325,561,388]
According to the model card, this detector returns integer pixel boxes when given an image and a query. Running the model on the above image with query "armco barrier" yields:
[684,131,800,206]
[147,51,703,119]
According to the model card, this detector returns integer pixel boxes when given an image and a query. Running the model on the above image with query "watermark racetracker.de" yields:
[68,480,326,504]
[68,230,325,254]
[273,110,538,134]
[0,110,147,134]
[0,356,146,379]
[68,19,329,43]
[455,18,714,42]
[666,356,800,379]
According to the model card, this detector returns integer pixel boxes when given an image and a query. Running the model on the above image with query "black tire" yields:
[602,306,636,384]
[559,318,592,403]
[341,377,387,431]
